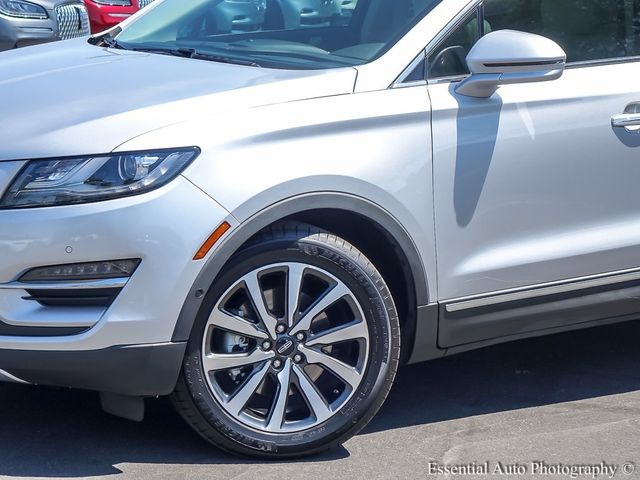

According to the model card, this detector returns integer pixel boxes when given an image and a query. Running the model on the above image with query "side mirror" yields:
[455,30,566,98]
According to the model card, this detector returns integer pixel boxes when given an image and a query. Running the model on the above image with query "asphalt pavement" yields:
[1,321,640,480]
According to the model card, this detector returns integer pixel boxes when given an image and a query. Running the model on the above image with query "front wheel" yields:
[171,222,400,458]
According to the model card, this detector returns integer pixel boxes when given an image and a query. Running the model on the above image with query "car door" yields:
[429,0,640,347]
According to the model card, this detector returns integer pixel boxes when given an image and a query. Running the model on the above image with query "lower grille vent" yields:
[24,287,123,308]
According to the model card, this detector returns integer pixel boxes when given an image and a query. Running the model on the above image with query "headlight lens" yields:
[0,0,48,19]
[0,148,199,209]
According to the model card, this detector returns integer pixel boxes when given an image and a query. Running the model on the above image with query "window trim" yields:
[393,50,427,87]
[391,0,480,88]
[566,55,640,70]
[424,5,481,81]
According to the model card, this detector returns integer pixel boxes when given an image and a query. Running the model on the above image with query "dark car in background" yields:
[0,0,90,51]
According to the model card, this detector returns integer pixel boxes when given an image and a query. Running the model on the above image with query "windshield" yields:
[112,0,442,69]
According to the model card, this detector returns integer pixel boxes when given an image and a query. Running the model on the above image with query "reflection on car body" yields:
[217,0,356,31]
[211,0,266,33]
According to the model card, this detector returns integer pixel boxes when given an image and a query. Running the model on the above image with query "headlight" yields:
[0,0,48,19]
[0,148,199,209]
[90,0,132,6]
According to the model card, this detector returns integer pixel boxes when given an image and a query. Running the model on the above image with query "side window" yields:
[427,0,640,81]
[427,11,481,79]
[402,57,427,83]
[483,0,640,64]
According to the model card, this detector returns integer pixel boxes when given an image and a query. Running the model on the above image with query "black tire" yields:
[171,222,400,458]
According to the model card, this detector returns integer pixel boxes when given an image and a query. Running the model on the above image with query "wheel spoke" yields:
[306,320,368,347]
[243,272,278,339]
[290,283,350,335]
[266,359,292,432]
[293,364,332,423]
[204,262,372,434]
[298,345,362,388]
[225,361,271,416]
[203,348,275,372]
[209,308,269,340]
[286,264,306,328]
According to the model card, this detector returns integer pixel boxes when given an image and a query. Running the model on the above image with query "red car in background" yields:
[84,0,155,33]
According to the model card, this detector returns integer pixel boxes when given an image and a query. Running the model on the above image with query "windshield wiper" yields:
[128,46,261,67]
[91,29,124,49]
[189,50,262,67]
[102,36,124,49]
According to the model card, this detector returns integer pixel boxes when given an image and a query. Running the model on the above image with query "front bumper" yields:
[0,172,232,395]
[0,342,186,395]
[0,13,58,51]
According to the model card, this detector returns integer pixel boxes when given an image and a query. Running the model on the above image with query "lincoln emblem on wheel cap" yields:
[276,338,295,356]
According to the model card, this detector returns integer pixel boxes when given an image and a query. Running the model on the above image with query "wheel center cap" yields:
[275,337,296,357]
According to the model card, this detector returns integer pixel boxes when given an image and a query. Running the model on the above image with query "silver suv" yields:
[0,0,89,51]
[1,0,638,459]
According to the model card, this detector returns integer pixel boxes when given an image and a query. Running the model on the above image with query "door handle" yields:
[613,103,640,132]
[612,113,640,129]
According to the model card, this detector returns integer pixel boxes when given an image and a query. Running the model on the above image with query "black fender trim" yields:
[407,303,445,364]
[172,193,433,361]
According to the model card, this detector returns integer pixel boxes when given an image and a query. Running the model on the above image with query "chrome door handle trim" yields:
[444,266,640,313]
[612,113,640,128]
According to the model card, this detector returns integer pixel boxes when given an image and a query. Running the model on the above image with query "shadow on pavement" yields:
[1,321,640,477]
[365,320,640,434]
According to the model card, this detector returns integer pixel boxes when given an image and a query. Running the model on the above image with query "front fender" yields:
[171,191,431,342]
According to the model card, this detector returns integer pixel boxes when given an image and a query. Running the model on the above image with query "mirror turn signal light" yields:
[194,221,231,260]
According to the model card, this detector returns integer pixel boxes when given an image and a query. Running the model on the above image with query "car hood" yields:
[0,39,357,161]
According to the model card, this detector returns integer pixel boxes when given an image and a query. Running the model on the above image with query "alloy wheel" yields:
[201,262,370,433]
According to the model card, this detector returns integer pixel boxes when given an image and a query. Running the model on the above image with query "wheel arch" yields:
[172,193,433,363]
